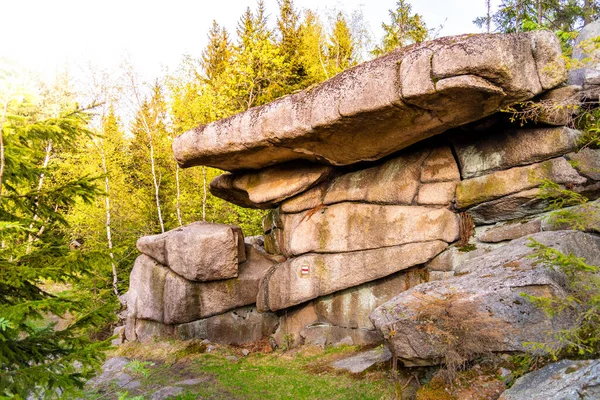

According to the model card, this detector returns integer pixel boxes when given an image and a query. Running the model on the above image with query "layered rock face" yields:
[124,30,600,353]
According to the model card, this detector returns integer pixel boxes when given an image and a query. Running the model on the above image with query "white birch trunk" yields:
[98,138,123,302]
[176,163,183,226]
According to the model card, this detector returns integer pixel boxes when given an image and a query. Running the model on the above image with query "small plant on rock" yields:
[412,292,505,383]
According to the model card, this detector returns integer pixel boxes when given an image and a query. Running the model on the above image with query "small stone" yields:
[330,346,392,374]
[150,386,184,400]
[334,336,355,347]
[241,349,250,356]
[226,356,239,362]
[478,219,542,243]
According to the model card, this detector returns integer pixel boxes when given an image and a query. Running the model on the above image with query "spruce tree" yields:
[0,89,111,398]
[372,0,428,57]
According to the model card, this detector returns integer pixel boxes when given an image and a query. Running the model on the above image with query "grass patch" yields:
[77,341,395,399]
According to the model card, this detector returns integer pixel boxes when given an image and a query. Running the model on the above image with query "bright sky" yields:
[0,0,499,82]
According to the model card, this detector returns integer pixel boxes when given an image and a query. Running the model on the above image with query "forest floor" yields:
[77,339,398,399]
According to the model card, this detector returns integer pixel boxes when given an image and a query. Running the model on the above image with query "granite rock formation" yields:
[123,29,600,360]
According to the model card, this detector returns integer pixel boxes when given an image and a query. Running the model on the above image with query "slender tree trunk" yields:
[176,163,183,226]
[584,0,593,24]
[537,0,543,26]
[27,140,53,252]
[149,136,165,233]
[98,139,123,303]
[202,166,207,222]
[127,72,165,233]
[0,101,8,206]
[486,0,492,32]
[515,0,521,32]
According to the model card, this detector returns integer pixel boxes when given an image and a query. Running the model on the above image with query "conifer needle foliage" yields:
[0,100,112,398]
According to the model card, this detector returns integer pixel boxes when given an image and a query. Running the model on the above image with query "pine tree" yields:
[0,88,111,398]
[475,0,599,37]
[372,0,428,57]
[326,12,356,75]
[277,0,306,90]
[224,1,288,110]
[202,20,231,83]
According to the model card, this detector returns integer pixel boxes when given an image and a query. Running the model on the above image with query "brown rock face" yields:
[258,241,447,311]
[455,157,586,209]
[371,231,600,367]
[323,150,427,205]
[126,245,277,325]
[453,127,582,179]
[136,222,246,282]
[280,203,459,256]
[174,306,279,345]
[209,162,333,209]
[173,32,565,172]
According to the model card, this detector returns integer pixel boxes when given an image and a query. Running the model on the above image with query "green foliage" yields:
[475,0,598,47]
[0,90,112,397]
[372,0,428,56]
[125,360,153,378]
[523,240,600,359]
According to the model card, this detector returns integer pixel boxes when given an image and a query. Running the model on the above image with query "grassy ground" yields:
[76,339,397,400]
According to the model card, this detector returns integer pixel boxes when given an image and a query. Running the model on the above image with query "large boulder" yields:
[209,161,333,209]
[126,244,277,325]
[499,359,600,400]
[173,32,565,171]
[370,231,600,367]
[136,222,246,282]
[279,203,459,256]
[453,127,582,179]
[258,240,447,311]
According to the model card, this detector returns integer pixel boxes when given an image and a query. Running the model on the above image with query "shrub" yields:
[412,292,505,382]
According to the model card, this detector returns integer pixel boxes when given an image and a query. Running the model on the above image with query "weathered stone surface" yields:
[126,255,168,323]
[271,302,319,348]
[271,268,426,348]
[173,32,565,171]
[371,231,600,367]
[420,146,461,183]
[323,150,427,205]
[568,148,600,181]
[259,241,447,311]
[150,387,184,400]
[330,347,392,374]
[301,324,383,347]
[127,244,276,325]
[280,203,459,256]
[499,359,600,400]
[456,157,586,209]
[537,85,582,125]
[281,183,327,213]
[467,188,549,224]
[313,267,427,330]
[209,162,333,209]
[569,20,600,87]
[479,219,542,243]
[174,306,279,345]
[425,243,498,272]
[136,222,246,282]
[416,181,457,205]
[133,319,174,343]
[453,127,582,179]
